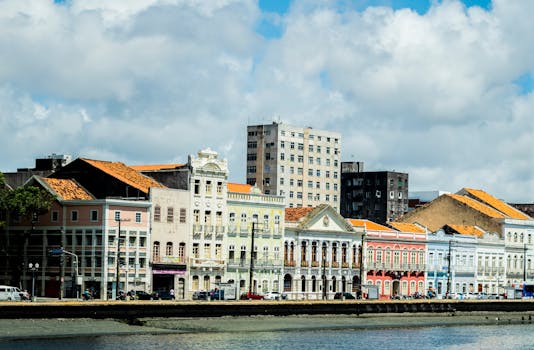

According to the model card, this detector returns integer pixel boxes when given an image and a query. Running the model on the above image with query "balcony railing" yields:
[189,257,225,269]
[284,260,296,267]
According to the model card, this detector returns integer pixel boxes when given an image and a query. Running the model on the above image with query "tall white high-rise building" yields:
[246,122,341,211]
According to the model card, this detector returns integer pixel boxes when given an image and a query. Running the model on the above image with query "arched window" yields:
[342,243,347,264]
[229,212,236,223]
[301,241,307,264]
[228,245,235,260]
[263,246,269,260]
[166,242,173,256]
[153,241,160,262]
[301,276,306,292]
[192,275,199,290]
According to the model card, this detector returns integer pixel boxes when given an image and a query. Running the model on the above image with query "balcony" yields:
[301,261,309,267]
[189,257,225,270]
[331,261,339,268]
[312,261,319,267]
[342,262,349,268]
[284,260,296,267]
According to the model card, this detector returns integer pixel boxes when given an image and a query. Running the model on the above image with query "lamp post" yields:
[28,262,39,302]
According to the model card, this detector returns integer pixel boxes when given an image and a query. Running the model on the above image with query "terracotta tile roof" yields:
[348,219,393,232]
[42,178,94,200]
[463,188,530,220]
[129,164,184,171]
[285,207,315,222]
[81,158,165,194]
[448,194,506,219]
[389,222,426,234]
[447,224,485,237]
[227,183,252,193]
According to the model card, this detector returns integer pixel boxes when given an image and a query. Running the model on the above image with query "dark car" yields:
[210,289,225,300]
[334,292,356,300]
[192,291,209,300]
[153,290,173,300]
[133,291,153,300]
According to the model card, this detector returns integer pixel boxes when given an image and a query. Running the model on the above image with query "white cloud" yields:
[0,0,532,203]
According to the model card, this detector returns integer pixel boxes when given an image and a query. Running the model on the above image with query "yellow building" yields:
[226,183,285,296]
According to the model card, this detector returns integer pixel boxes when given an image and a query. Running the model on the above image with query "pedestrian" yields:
[170,288,175,300]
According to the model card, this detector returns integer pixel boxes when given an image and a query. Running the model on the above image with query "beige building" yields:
[246,122,341,211]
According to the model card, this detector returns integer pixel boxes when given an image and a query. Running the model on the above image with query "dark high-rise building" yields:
[340,162,409,224]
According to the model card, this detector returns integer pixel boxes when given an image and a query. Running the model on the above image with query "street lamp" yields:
[28,262,39,302]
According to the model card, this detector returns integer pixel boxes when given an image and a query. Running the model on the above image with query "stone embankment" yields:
[2,299,534,320]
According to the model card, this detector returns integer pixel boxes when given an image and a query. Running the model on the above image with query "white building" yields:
[246,122,342,211]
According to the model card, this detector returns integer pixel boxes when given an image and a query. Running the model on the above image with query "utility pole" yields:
[248,221,257,297]
[446,239,454,297]
[115,213,130,299]
[322,247,327,300]
[358,232,366,299]
[524,244,527,283]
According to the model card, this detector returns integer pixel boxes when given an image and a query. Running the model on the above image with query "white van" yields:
[0,285,22,301]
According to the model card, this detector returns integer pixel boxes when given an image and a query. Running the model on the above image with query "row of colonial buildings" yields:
[1,148,533,300]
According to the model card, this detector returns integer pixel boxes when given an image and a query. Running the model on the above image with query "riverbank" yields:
[1,312,534,340]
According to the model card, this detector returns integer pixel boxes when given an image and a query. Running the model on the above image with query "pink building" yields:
[349,220,426,299]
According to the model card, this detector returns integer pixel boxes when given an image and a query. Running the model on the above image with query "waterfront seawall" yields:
[2,300,534,320]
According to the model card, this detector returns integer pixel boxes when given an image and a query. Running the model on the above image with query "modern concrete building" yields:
[340,162,409,224]
[246,122,342,211]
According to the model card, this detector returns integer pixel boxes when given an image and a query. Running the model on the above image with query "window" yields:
[297,180,303,187]
[280,178,284,185]
[281,141,285,148]
[316,182,320,189]
[317,146,321,153]
[166,242,173,256]
[51,211,59,222]
[204,243,211,258]
[90,210,98,222]
[247,153,257,161]
[247,165,257,173]
[167,207,174,223]
[333,172,338,179]
[297,192,303,199]
[316,158,321,165]
[265,178,271,186]
[326,171,330,178]
[178,243,185,262]
[290,142,295,149]
[290,179,294,186]
[280,153,285,161]
[289,191,294,198]
[217,182,223,195]
[308,145,314,152]
[192,243,199,258]
[71,210,78,222]
[290,167,294,174]
[153,241,160,261]
[194,180,200,195]
[154,206,161,221]
[326,183,330,190]
[180,208,186,223]
[205,181,212,195]
[308,157,313,164]
[135,212,141,223]
[308,181,313,188]
[298,143,304,150]
[193,210,200,224]
[316,170,321,176]
[308,169,313,176]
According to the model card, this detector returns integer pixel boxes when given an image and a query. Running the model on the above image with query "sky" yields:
[0,0,532,203]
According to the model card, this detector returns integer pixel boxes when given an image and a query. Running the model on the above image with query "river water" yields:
[2,321,534,350]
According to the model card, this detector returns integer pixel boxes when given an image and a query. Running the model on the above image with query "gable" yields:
[297,205,354,233]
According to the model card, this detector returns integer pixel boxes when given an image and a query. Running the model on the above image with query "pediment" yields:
[298,205,354,233]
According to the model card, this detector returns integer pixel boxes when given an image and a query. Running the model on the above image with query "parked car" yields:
[264,291,287,300]
[192,291,209,300]
[0,285,22,301]
[240,292,264,300]
[333,292,356,300]
[154,290,173,300]
[133,291,154,300]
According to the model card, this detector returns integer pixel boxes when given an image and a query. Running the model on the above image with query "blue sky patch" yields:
[514,73,534,95]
